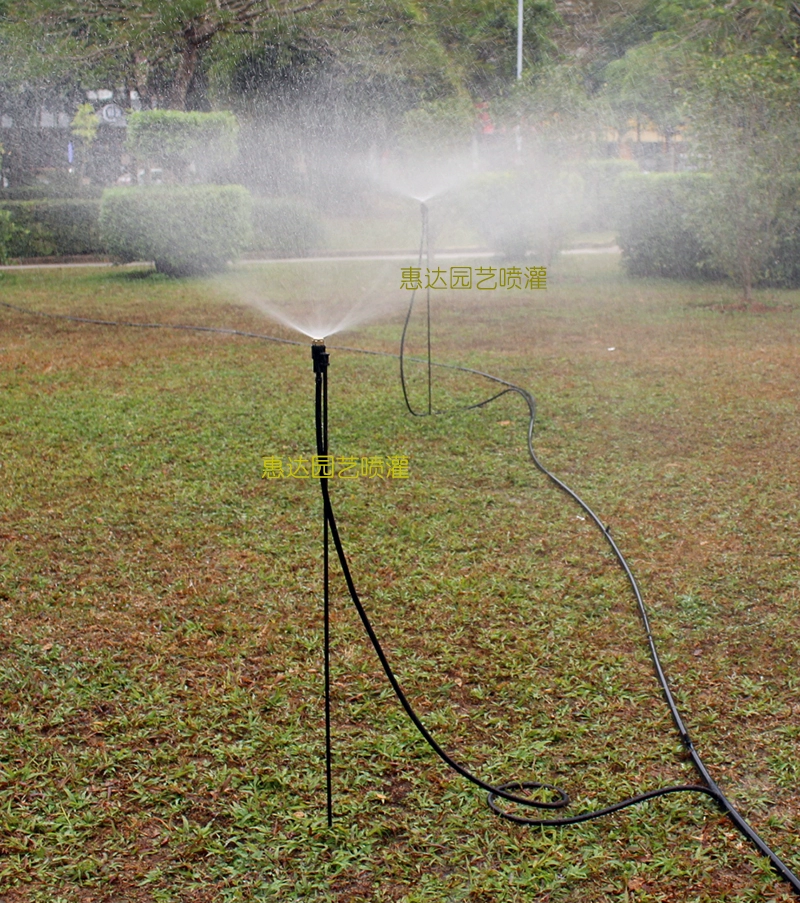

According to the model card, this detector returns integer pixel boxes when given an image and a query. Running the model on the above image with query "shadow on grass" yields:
[104,265,167,282]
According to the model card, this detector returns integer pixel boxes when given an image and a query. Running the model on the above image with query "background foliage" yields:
[1,2,799,283]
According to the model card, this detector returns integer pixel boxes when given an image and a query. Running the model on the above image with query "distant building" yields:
[0,89,138,187]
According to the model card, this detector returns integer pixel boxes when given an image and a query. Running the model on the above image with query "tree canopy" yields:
[0,0,327,109]
[2,0,798,188]
[0,0,563,114]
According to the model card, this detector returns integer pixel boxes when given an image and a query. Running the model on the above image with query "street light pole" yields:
[515,0,524,158]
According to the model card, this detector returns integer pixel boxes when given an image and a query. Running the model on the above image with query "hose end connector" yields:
[311,340,329,374]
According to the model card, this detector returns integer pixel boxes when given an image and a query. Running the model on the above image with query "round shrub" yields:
[579,159,640,232]
[100,185,252,276]
[446,169,582,262]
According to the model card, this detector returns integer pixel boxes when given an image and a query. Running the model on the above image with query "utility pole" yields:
[515,0,524,159]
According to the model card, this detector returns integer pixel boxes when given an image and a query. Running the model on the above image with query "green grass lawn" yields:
[1,256,799,902]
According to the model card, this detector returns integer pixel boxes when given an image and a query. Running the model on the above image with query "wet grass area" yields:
[1,256,799,901]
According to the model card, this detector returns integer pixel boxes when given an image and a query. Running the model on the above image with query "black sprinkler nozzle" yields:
[311,340,329,374]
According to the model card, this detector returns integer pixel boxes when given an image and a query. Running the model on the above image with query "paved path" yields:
[0,246,620,272]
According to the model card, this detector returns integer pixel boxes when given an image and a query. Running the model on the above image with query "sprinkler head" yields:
[311,341,329,374]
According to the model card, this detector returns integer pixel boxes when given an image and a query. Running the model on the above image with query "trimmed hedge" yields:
[127,111,238,160]
[616,172,800,287]
[0,199,104,257]
[250,197,324,257]
[100,185,252,277]
[759,209,800,289]
[446,169,583,262]
[0,187,52,202]
[0,183,103,202]
[579,159,640,232]
[0,209,19,264]
[616,173,719,280]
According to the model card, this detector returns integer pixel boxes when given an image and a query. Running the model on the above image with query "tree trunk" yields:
[741,256,753,304]
[169,21,218,110]
[133,52,155,110]
[169,42,199,111]
[665,131,676,172]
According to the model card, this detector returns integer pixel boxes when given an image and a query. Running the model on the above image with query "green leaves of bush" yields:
[0,200,101,259]
[616,173,719,281]
[615,171,800,289]
[446,168,583,263]
[99,184,252,277]
[0,208,20,263]
[127,110,239,183]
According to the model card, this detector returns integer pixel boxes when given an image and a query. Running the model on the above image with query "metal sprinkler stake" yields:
[311,340,333,825]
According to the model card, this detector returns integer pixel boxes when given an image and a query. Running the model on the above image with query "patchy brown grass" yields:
[1,257,799,901]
